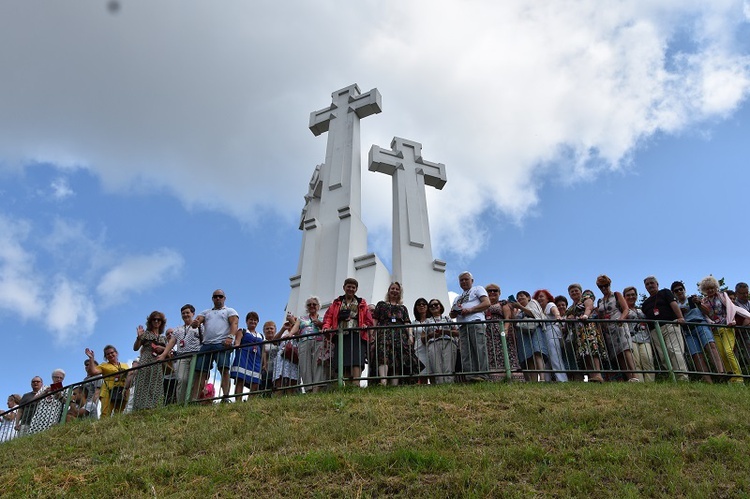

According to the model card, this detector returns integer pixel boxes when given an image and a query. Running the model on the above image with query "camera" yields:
[338,309,351,321]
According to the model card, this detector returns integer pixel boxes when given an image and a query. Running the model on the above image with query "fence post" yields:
[500,321,512,382]
[337,325,345,388]
[59,386,74,425]
[653,322,676,383]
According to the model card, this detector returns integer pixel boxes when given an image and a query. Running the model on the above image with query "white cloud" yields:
[0,215,43,319]
[0,2,748,260]
[0,213,184,342]
[50,177,74,200]
[46,276,97,343]
[97,249,185,305]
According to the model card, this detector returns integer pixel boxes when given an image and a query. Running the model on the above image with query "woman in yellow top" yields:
[85,345,129,417]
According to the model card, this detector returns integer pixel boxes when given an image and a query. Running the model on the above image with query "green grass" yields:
[1,383,749,497]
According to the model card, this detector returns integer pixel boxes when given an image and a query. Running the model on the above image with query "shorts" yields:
[194,343,233,373]
[683,323,715,356]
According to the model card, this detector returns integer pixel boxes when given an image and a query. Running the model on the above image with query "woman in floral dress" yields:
[132,311,168,410]
[484,284,524,381]
[565,284,607,382]
[371,282,418,386]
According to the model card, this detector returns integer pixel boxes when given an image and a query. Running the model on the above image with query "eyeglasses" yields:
[416,303,428,307]
[597,284,609,289]
[151,318,163,323]
[31,380,42,383]
[52,375,64,380]
[306,303,318,307]
[486,289,499,293]
[672,288,685,293]
[212,295,225,299]
[429,303,440,308]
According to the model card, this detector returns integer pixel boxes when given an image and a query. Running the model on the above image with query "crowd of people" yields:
[3,272,750,442]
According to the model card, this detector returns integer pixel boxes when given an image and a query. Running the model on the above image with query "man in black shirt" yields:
[641,276,689,381]
[15,376,43,436]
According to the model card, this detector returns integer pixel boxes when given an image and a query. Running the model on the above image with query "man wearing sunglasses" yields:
[15,376,43,436]
[191,290,240,401]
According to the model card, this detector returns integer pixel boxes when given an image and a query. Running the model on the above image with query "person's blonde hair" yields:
[384,282,404,304]
[699,276,720,293]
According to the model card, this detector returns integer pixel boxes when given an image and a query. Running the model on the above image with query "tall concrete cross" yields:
[288,84,391,315]
[368,137,449,310]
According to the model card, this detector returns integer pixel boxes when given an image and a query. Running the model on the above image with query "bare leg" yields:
[621,350,639,381]
[378,365,388,386]
[191,371,208,401]
[220,367,231,399]
[692,353,713,383]
[534,353,546,382]
[233,379,246,401]
[586,355,604,382]
[706,342,726,375]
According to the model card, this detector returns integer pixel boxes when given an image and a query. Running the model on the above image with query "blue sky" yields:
[1,2,750,399]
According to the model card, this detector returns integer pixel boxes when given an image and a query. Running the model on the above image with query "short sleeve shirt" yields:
[199,307,239,344]
[171,324,203,353]
[452,285,488,323]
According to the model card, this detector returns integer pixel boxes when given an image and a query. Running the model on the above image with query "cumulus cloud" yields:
[0,1,748,260]
[97,249,185,305]
[46,276,97,343]
[0,216,43,319]
[0,213,184,342]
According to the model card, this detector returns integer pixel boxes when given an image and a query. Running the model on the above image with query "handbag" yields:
[282,341,299,364]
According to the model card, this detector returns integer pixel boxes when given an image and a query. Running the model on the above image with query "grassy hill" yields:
[1,382,749,498]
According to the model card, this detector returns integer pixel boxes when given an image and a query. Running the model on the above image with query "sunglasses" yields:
[212,295,225,299]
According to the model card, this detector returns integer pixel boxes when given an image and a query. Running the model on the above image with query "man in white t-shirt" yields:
[191,289,240,401]
[449,271,491,382]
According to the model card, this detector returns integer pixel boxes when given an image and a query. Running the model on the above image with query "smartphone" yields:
[508,294,517,303]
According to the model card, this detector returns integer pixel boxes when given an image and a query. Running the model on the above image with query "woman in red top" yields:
[323,278,374,386]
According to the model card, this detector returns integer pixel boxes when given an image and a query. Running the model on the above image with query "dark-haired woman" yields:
[132,311,168,410]
[322,278,374,385]
[412,298,431,384]
[595,275,639,382]
[566,284,607,383]
[230,311,265,400]
[485,284,524,381]
[424,299,459,384]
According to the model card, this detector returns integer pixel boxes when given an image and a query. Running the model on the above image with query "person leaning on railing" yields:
[671,281,725,383]
[534,289,568,383]
[1,394,21,442]
[595,275,639,382]
[85,346,129,417]
[640,276,689,382]
[697,275,748,384]
[163,304,204,404]
[28,369,67,435]
[623,286,656,382]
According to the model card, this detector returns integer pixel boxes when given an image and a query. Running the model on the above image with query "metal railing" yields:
[2,318,747,443]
